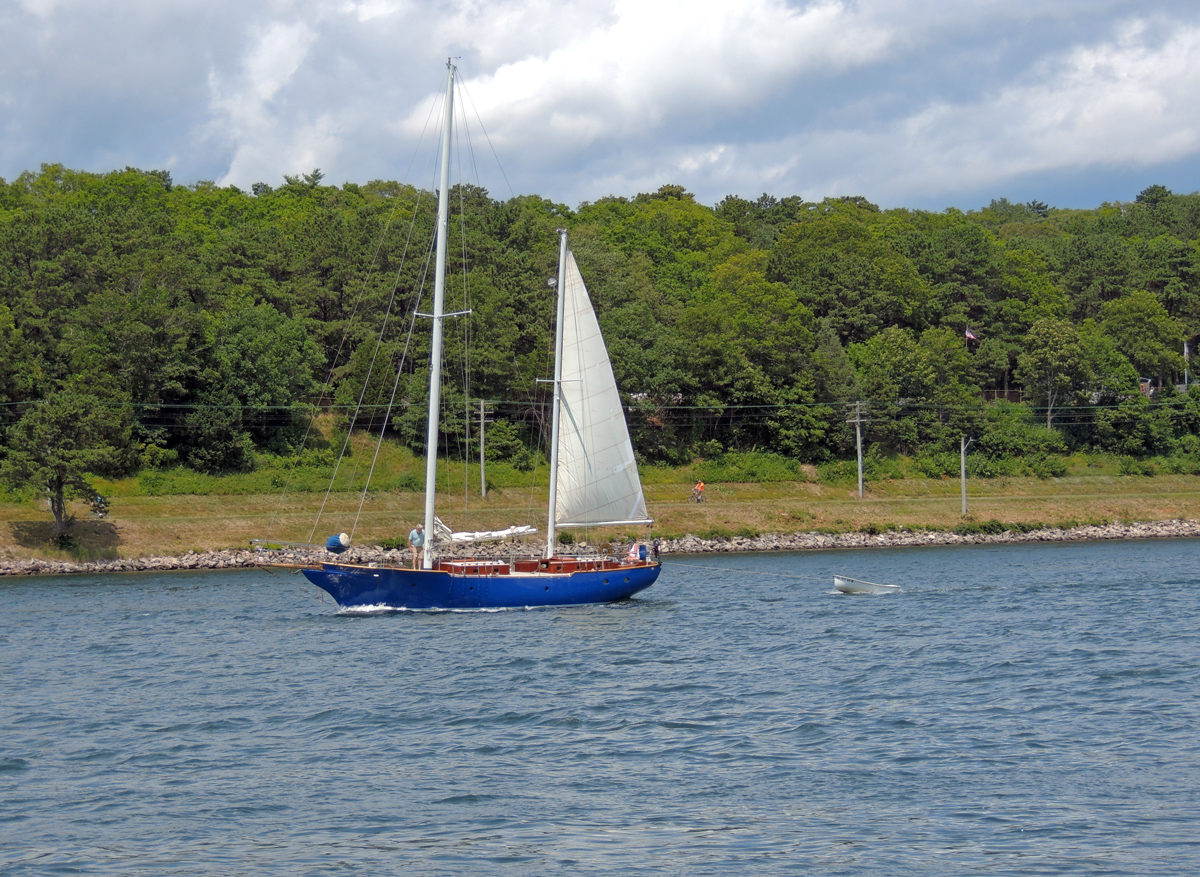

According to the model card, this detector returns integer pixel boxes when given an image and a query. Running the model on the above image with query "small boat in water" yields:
[297,61,660,610]
[834,575,901,595]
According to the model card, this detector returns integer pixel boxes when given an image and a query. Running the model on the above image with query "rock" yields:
[5,518,1200,577]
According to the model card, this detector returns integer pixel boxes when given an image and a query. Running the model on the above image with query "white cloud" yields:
[3,0,1200,208]
[340,0,406,22]
[794,19,1200,203]
[209,21,324,185]
[16,0,59,17]
[551,13,1200,206]
[407,0,897,149]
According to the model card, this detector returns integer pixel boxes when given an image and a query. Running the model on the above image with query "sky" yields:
[3,0,1200,211]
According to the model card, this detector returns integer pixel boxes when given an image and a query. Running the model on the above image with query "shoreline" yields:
[2,519,1199,577]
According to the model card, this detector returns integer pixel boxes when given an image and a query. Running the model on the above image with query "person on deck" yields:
[408,523,425,569]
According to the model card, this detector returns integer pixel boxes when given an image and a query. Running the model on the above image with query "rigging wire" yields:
[454,92,473,515]
[308,208,440,543]
[268,76,445,542]
[309,64,481,541]
[349,267,426,542]
[341,63,500,541]
[459,79,550,535]
[457,76,517,201]
[308,92,446,542]
[343,209,442,519]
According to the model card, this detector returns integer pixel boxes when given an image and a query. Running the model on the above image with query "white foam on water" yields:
[334,603,522,615]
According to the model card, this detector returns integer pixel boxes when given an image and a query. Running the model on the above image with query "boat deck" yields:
[266,555,654,577]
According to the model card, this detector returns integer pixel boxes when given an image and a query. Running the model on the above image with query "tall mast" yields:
[545,229,569,558]
[422,59,455,569]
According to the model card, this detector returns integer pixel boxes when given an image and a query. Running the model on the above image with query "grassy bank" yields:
[5,462,1200,562]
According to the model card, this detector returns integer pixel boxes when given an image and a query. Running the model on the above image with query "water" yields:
[3,539,1199,876]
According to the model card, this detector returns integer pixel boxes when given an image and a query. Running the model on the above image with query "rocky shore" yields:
[3,519,1200,577]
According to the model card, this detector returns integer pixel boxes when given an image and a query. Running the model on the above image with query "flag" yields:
[965,328,978,341]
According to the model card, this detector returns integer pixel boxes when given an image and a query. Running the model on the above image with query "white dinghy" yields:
[834,575,901,595]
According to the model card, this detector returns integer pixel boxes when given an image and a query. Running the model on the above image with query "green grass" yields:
[94,434,552,498]
[8,436,1200,560]
[86,428,1200,502]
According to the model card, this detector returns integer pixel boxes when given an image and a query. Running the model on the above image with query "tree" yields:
[1015,319,1085,429]
[1136,184,1172,207]
[849,327,928,452]
[1059,232,1133,319]
[0,304,25,406]
[1077,319,1138,402]
[579,187,746,303]
[810,318,860,402]
[715,192,809,248]
[917,326,985,442]
[769,201,929,343]
[1099,290,1183,383]
[1,387,133,540]
[1133,234,1200,324]
[975,336,1017,392]
[676,251,819,453]
[890,209,1001,332]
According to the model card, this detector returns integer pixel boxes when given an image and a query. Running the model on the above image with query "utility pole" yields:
[960,435,975,517]
[847,402,867,499]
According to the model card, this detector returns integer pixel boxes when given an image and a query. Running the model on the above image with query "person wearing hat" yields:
[408,522,425,569]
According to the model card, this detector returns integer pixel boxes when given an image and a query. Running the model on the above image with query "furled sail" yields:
[554,252,651,527]
[434,517,537,544]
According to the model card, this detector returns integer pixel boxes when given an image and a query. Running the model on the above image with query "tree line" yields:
[3,165,1200,533]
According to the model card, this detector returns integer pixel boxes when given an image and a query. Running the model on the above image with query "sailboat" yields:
[298,62,661,609]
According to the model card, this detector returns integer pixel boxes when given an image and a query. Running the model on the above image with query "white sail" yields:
[554,252,651,527]
[434,517,537,543]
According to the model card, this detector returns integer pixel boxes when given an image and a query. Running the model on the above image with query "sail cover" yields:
[555,252,651,527]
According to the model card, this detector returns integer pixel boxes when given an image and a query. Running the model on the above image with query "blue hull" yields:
[302,561,661,610]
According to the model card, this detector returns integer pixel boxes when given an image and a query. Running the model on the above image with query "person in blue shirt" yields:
[408,523,425,569]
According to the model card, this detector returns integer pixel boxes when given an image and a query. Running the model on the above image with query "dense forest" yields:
[4,164,1200,498]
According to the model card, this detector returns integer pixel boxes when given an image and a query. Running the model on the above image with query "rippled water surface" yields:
[3,539,1200,875]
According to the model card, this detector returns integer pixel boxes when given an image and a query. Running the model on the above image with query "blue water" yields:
[3,539,1200,875]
